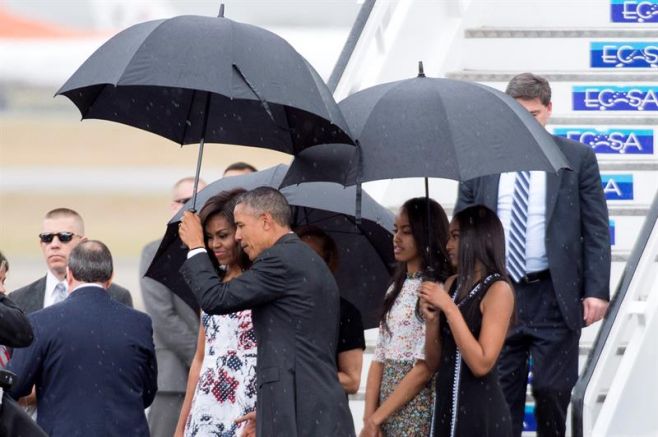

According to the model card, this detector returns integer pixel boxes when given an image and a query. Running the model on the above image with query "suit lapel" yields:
[34,276,47,310]
[546,135,567,224]
[545,170,561,225]
[484,174,501,211]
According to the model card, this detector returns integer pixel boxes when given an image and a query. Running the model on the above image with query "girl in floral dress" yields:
[175,189,257,437]
[361,197,453,437]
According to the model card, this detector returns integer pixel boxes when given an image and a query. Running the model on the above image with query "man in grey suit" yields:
[9,207,133,412]
[455,73,610,437]
[140,176,205,437]
[179,187,355,437]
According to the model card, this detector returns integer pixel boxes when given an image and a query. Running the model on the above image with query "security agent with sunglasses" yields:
[10,208,133,315]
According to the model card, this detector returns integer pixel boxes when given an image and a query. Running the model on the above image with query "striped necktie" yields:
[507,171,530,282]
[54,282,67,304]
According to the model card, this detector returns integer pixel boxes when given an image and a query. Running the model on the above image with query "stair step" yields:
[612,252,631,262]
[465,27,658,39]
[446,71,658,83]
[550,116,658,126]
[599,162,658,171]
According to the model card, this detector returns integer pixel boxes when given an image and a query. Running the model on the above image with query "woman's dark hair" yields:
[380,197,453,332]
[294,225,338,273]
[0,250,8,272]
[198,188,251,274]
[452,205,510,303]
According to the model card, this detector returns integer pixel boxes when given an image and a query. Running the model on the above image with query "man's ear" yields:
[102,274,113,290]
[261,213,272,231]
[80,235,88,243]
[65,267,74,290]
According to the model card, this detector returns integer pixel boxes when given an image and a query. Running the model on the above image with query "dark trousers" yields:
[498,276,580,437]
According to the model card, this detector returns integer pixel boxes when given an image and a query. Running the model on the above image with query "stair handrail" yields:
[572,191,658,437]
[328,0,376,94]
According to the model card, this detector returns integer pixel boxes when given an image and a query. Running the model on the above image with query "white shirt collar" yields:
[71,283,105,293]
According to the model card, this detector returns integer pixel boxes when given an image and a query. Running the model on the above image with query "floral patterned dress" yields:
[184,310,257,437]
[374,273,434,436]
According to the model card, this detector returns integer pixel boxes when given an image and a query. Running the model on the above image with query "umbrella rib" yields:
[232,64,282,129]
[80,84,110,119]
[179,89,199,145]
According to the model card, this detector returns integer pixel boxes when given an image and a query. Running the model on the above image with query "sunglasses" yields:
[174,197,191,205]
[39,232,79,244]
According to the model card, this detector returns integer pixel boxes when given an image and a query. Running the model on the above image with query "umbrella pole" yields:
[191,138,205,212]
[191,93,213,211]
[355,140,363,225]
[424,176,435,280]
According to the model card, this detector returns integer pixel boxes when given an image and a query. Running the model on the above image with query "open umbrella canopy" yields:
[146,165,394,328]
[282,70,570,188]
[56,13,354,153]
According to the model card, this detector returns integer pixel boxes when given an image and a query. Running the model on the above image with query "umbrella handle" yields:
[425,177,433,270]
[190,91,213,212]
[355,140,363,224]
[190,137,204,213]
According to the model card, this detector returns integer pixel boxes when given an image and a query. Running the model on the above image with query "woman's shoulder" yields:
[481,277,514,305]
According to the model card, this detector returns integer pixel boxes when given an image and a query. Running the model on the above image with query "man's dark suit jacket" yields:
[181,233,355,437]
[0,293,33,347]
[10,275,133,314]
[7,286,157,437]
[455,135,611,330]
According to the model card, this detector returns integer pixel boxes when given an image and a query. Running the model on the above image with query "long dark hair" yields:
[198,188,251,275]
[452,205,510,303]
[381,197,452,332]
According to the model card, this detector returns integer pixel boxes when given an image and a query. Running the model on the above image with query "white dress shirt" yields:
[497,171,549,273]
[43,271,68,308]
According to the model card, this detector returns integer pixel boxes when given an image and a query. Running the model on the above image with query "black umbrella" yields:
[284,63,569,187]
[145,165,394,328]
[56,8,354,209]
[282,64,571,277]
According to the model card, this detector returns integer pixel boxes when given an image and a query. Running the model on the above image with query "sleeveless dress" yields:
[184,310,258,437]
[432,274,513,437]
[374,273,434,436]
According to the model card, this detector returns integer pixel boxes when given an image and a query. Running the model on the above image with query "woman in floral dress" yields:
[361,197,453,437]
[175,189,257,437]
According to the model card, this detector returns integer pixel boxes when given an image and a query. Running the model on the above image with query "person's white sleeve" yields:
[187,248,207,259]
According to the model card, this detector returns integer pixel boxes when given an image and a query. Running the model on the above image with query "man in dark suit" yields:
[7,240,157,437]
[10,208,132,314]
[140,176,204,437]
[178,187,355,437]
[455,73,610,437]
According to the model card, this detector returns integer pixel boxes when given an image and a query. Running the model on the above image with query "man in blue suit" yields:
[8,240,157,437]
